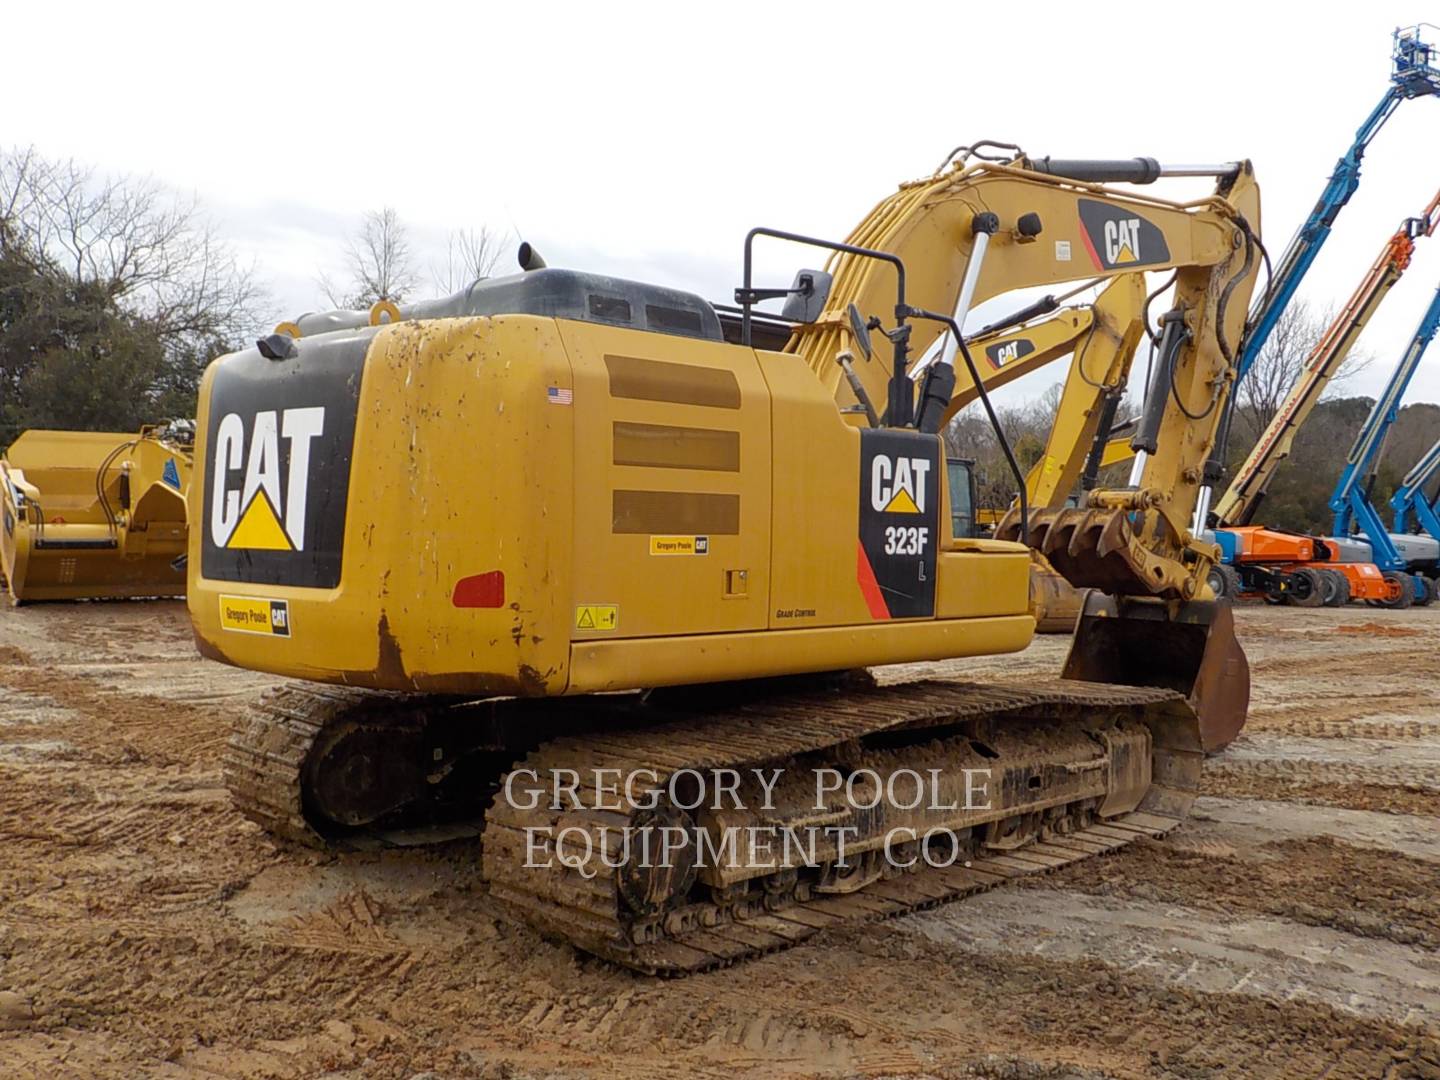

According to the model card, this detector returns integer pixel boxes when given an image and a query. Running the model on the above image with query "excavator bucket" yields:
[1028,551,1086,633]
[1,428,192,603]
[1062,591,1249,753]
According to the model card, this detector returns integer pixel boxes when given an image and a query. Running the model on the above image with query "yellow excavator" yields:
[1,423,193,603]
[191,149,1260,972]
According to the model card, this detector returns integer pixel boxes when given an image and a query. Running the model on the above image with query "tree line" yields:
[0,146,508,447]
[3,145,1435,535]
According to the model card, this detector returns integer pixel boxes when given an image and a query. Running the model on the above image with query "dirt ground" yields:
[1,602,1438,1079]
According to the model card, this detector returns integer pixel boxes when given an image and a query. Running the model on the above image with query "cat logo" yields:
[870,454,931,515]
[209,407,325,552]
[984,336,1035,370]
[1077,199,1170,271]
[1104,218,1141,264]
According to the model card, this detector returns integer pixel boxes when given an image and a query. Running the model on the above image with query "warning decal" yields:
[575,604,619,631]
[857,429,940,620]
[220,595,291,636]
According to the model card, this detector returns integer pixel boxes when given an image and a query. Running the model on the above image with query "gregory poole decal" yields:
[200,333,368,588]
[857,430,940,619]
[219,595,291,636]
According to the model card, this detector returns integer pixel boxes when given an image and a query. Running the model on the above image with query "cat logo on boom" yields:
[871,454,931,515]
[1077,198,1171,271]
[1104,218,1142,264]
[209,407,326,552]
[984,336,1035,370]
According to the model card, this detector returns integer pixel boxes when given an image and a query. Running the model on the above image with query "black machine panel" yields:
[857,429,941,619]
[200,331,368,588]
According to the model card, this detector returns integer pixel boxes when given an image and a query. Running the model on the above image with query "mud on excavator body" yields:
[189,303,1037,692]
[2,426,192,603]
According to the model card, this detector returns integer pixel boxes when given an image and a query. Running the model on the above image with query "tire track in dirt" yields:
[0,660,236,766]
[1022,833,1440,952]
[4,587,1440,1078]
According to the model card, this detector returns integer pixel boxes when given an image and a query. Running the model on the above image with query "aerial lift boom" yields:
[1330,282,1440,583]
[1228,26,1438,389]
[1214,189,1440,526]
[1198,26,1439,524]
[1392,433,1440,538]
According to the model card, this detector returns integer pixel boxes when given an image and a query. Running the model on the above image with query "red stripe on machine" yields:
[452,571,506,608]
[856,542,891,620]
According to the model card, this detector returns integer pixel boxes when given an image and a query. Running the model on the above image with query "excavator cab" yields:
[945,457,978,539]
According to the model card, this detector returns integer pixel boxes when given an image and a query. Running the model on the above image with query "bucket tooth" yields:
[1093,511,1132,558]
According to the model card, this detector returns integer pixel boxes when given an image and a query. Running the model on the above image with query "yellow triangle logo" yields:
[577,609,596,629]
[227,490,294,550]
[883,488,921,514]
[1113,243,1136,264]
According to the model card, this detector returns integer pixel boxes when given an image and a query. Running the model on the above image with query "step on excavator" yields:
[1,423,193,603]
[191,148,1262,973]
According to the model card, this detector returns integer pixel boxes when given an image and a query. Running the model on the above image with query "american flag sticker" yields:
[547,386,574,405]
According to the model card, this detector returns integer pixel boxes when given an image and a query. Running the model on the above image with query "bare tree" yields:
[0,146,266,352]
[1233,299,1373,445]
[432,225,510,294]
[320,207,419,309]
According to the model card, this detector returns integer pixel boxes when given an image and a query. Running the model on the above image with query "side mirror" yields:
[847,303,872,361]
[780,269,833,324]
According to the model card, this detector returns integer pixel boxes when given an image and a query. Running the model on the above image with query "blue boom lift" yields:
[1392,436,1440,540]
[1235,25,1440,381]
[1328,283,1440,602]
[1198,25,1440,527]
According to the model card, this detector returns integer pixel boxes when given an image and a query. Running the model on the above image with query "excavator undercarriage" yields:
[228,674,1199,974]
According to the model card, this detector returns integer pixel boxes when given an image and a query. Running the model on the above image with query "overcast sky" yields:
[7,2,1440,410]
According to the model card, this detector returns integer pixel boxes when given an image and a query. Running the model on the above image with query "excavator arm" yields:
[1329,282,1440,571]
[1004,279,1146,510]
[753,155,1262,749]
[941,276,1140,415]
[786,159,1251,436]
[950,274,1147,633]
[775,159,1258,600]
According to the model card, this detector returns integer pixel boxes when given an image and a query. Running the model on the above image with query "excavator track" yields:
[483,679,1200,975]
[224,682,484,848]
[225,678,1202,974]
